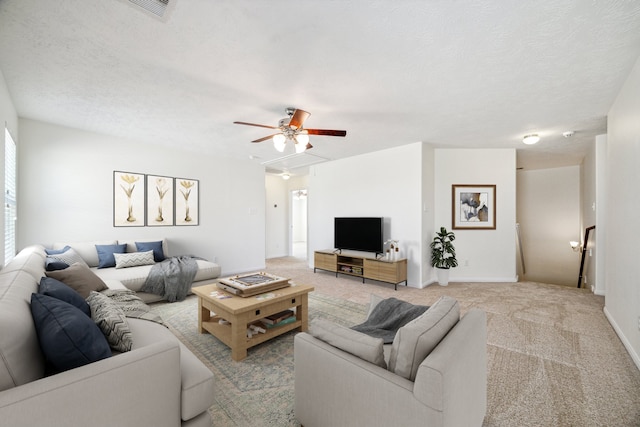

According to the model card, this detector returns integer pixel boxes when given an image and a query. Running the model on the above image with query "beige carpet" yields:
[266,256,640,427]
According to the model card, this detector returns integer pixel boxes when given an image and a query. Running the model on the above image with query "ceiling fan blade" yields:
[252,134,279,143]
[288,109,310,129]
[234,121,279,130]
[305,129,347,137]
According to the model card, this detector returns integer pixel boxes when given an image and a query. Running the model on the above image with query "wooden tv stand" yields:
[313,250,408,290]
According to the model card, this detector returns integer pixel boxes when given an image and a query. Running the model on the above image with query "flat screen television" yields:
[334,217,384,254]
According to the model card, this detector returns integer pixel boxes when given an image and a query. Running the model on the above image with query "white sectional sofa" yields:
[47,238,221,303]
[0,244,217,427]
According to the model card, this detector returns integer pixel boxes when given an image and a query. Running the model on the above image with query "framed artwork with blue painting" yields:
[452,184,496,230]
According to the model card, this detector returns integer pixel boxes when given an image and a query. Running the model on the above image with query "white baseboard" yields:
[449,276,519,283]
[603,307,640,371]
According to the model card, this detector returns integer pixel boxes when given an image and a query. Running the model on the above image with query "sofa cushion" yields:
[127,318,215,420]
[310,318,386,368]
[388,296,459,381]
[366,293,385,319]
[52,240,119,267]
[0,267,46,391]
[135,240,166,262]
[86,291,132,352]
[30,293,111,372]
[95,243,127,269]
[0,245,47,281]
[46,247,88,268]
[45,262,108,298]
[114,250,155,269]
[39,277,91,317]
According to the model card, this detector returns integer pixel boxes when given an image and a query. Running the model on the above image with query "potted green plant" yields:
[430,227,458,286]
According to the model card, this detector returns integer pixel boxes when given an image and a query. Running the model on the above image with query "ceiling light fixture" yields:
[273,134,286,152]
[522,134,540,145]
[281,173,290,180]
[273,129,310,154]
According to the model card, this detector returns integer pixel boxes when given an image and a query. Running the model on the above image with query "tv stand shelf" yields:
[314,250,408,290]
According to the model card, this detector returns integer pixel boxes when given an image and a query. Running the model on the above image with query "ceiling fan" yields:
[234,108,347,153]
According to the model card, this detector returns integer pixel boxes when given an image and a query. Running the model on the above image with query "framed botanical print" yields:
[452,184,496,230]
[146,174,174,226]
[113,171,145,227]
[175,178,199,226]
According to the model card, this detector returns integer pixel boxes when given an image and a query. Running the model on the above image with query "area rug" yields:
[151,293,368,427]
[152,267,640,427]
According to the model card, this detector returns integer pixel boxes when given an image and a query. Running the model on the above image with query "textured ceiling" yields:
[1,0,640,174]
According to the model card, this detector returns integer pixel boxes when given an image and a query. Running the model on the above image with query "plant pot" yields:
[436,268,450,286]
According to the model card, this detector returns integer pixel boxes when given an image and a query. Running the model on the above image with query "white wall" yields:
[0,69,18,264]
[421,145,435,284]
[265,174,289,259]
[604,54,640,368]
[308,142,424,287]
[434,149,517,282]
[594,134,607,295]
[517,166,581,287]
[17,119,266,275]
[581,135,607,294]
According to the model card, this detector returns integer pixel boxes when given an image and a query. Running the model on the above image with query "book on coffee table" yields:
[261,309,294,325]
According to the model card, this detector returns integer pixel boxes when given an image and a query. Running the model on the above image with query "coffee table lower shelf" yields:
[201,317,302,349]
[193,283,313,361]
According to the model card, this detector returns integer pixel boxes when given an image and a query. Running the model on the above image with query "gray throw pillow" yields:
[45,262,108,298]
[46,247,89,268]
[86,291,133,352]
[113,250,155,269]
[310,318,386,368]
[388,296,459,381]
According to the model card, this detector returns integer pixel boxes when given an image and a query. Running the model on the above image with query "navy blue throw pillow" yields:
[45,257,69,271]
[95,243,127,268]
[39,277,91,317]
[135,241,165,262]
[30,293,111,373]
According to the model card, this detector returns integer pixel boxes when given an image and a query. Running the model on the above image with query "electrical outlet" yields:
[463,259,469,267]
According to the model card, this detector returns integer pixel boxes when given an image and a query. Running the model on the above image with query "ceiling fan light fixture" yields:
[295,131,309,145]
[522,134,540,145]
[273,134,286,152]
[234,108,346,153]
[294,141,307,154]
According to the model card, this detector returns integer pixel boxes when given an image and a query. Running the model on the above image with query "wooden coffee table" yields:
[192,283,314,361]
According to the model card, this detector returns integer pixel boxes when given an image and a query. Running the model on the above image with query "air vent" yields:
[128,0,170,18]
[261,152,329,172]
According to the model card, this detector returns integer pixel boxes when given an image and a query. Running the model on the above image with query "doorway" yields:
[290,189,307,258]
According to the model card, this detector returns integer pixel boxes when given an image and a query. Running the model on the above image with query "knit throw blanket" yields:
[351,297,429,344]
[101,289,165,327]
[140,255,200,302]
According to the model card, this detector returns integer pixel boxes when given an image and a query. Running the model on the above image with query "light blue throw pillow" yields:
[95,244,127,269]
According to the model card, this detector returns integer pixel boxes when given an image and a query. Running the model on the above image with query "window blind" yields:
[4,128,16,265]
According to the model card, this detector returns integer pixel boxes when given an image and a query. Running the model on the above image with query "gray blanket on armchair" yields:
[351,297,429,344]
[140,255,201,302]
